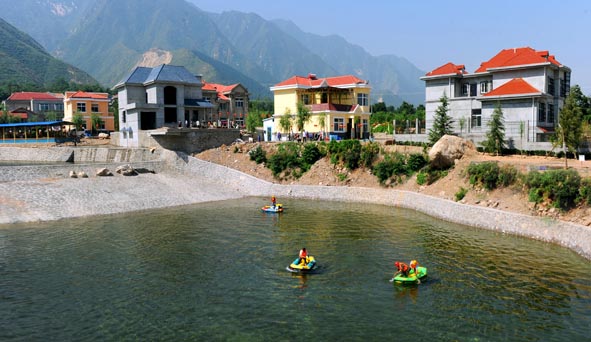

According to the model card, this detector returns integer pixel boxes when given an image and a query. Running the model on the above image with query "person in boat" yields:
[298,247,308,265]
[409,260,418,275]
[394,261,409,277]
[271,195,277,208]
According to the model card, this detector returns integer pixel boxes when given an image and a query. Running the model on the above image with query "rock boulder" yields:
[428,135,476,169]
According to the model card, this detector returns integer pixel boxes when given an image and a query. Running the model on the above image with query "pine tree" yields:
[554,87,584,168]
[483,102,506,156]
[428,93,454,145]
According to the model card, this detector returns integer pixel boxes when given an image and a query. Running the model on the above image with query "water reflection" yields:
[1,198,590,341]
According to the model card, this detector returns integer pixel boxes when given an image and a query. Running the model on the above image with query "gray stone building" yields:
[113,64,213,147]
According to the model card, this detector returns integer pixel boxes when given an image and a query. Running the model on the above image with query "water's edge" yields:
[1,146,590,261]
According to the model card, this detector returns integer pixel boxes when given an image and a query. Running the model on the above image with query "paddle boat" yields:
[391,266,427,285]
[261,204,283,213]
[287,256,317,273]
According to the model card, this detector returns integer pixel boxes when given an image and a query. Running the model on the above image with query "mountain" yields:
[271,19,425,105]
[0,0,425,104]
[211,11,337,82]
[0,17,98,93]
[0,0,95,51]
[53,0,275,92]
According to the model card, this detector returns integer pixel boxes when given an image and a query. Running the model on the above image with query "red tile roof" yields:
[424,63,467,77]
[475,47,561,73]
[7,92,61,101]
[273,74,368,88]
[202,82,239,93]
[483,78,540,97]
[65,91,109,100]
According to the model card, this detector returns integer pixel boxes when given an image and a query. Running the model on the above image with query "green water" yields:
[1,199,590,341]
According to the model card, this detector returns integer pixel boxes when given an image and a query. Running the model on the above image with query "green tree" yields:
[482,102,506,156]
[428,93,454,145]
[295,102,311,134]
[554,86,584,168]
[245,111,262,134]
[72,112,85,131]
[90,112,104,134]
[279,108,292,134]
[318,112,327,138]
[0,104,20,123]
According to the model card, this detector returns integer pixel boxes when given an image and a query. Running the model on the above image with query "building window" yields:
[471,109,481,128]
[547,77,555,95]
[480,81,492,94]
[357,93,368,106]
[333,117,345,132]
[122,111,126,123]
[204,97,211,103]
[39,103,50,111]
[362,119,368,133]
[235,98,244,108]
[91,104,99,113]
[77,103,86,112]
[460,83,470,96]
[548,104,554,123]
[538,102,546,122]
[55,103,63,111]
[301,94,310,105]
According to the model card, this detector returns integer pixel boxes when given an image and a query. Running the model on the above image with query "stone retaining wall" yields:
[1,147,590,260]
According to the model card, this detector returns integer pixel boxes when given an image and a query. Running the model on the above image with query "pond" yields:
[1,199,590,341]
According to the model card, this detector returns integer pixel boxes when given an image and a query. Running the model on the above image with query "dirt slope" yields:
[195,142,591,227]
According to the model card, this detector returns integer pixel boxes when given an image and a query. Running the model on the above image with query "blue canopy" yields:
[0,120,75,128]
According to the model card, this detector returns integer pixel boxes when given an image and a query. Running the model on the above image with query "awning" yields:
[0,120,75,128]
[184,99,214,108]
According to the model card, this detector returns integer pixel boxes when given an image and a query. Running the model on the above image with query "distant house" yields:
[202,81,249,128]
[113,64,213,147]
[63,91,114,132]
[421,47,571,147]
[3,92,64,121]
[267,73,371,141]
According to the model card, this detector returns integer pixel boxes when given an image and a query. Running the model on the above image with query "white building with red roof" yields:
[421,47,571,147]
[3,92,64,121]
[267,73,371,141]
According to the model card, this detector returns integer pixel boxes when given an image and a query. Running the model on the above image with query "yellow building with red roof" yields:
[63,91,114,132]
[421,47,571,147]
[267,73,371,141]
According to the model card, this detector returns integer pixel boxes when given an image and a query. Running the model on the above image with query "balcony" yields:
[308,103,357,112]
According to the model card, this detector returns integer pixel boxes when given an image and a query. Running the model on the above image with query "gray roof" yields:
[114,64,201,89]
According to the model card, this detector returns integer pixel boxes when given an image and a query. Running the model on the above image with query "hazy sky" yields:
[189,0,591,94]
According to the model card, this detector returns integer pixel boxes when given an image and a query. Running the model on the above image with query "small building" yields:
[2,92,64,121]
[421,47,571,148]
[63,91,114,133]
[202,81,249,128]
[268,74,371,141]
[113,64,213,147]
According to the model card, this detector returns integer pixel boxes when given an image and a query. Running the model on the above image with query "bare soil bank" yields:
[195,142,591,227]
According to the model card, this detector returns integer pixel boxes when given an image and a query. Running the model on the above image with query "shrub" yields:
[360,142,380,168]
[578,178,591,205]
[328,139,362,170]
[373,152,407,184]
[406,153,428,172]
[301,143,324,170]
[523,169,581,210]
[249,145,267,164]
[416,171,427,185]
[455,187,468,201]
[467,162,500,190]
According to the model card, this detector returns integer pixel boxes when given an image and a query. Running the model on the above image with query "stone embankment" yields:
[1,146,590,261]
